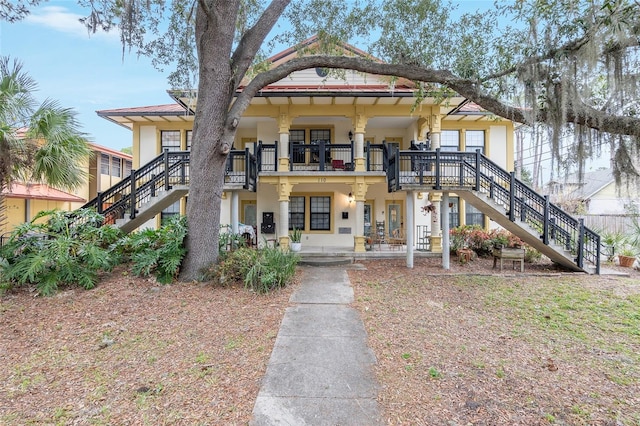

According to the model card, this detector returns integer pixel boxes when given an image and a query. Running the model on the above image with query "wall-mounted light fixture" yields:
[348,192,354,204]
[348,131,353,140]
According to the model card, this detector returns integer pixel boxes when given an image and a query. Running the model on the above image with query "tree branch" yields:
[229,55,640,139]
[480,33,591,83]
[230,0,291,89]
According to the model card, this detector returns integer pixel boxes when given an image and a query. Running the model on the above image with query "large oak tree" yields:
[3,0,639,279]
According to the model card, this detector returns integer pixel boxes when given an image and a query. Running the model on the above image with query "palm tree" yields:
[1,56,92,235]
[0,56,92,191]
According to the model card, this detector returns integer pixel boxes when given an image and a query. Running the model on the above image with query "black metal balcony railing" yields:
[386,147,600,273]
[226,147,258,190]
[254,140,386,172]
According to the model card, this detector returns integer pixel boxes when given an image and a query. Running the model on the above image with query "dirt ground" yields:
[1,257,639,425]
[349,257,640,426]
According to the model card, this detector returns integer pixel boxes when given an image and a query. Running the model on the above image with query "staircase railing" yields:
[73,149,257,228]
[386,147,600,273]
[78,150,191,226]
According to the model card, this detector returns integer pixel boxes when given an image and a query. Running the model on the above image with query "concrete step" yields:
[299,257,354,267]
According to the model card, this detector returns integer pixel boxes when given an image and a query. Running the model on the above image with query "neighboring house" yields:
[546,168,639,234]
[548,168,638,215]
[97,36,516,254]
[0,143,132,240]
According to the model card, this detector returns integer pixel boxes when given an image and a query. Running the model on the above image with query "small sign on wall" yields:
[338,227,352,234]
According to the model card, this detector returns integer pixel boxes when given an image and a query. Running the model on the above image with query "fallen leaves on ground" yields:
[349,257,640,426]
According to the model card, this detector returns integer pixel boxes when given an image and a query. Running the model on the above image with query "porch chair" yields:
[331,159,346,170]
[388,228,406,250]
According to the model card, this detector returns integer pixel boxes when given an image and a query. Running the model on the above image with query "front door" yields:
[364,202,372,236]
[386,202,403,235]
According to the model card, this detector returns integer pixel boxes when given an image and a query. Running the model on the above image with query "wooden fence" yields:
[575,214,639,234]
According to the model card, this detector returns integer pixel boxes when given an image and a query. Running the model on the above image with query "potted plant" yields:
[601,231,626,262]
[618,245,638,268]
[289,227,302,252]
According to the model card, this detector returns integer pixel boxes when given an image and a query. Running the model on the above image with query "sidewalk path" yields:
[251,266,383,425]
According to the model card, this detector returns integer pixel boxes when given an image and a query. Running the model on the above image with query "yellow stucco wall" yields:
[1,198,73,237]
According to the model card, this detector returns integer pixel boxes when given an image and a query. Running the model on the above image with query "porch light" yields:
[348,131,353,140]
[348,192,354,204]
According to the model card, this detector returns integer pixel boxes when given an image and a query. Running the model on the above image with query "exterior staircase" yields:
[387,148,601,274]
[76,149,256,233]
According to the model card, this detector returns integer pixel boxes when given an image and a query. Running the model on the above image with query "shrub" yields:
[450,225,492,255]
[244,246,299,294]
[0,209,120,296]
[213,245,298,293]
[216,247,259,285]
[218,226,248,260]
[525,246,542,263]
[115,215,188,284]
[488,229,524,249]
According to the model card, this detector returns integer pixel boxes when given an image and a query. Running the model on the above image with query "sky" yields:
[0,1,173,151]
[0,0,500,153]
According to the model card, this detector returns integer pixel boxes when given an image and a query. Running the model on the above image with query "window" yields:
[186,130,192,150]
[465,130,485,154]
[124,160,132,177]
[161,200,181,224]
[100,153,110,175]
[465,202,485,226]
[310,196,330,230]
[310,129,331,143]
[161,130,181,152]
[289,196,305,230]
[111,157,121,177]
[443,197,460,229]
[440,130,460,151]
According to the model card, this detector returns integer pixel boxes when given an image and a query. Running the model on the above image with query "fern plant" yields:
[0,209,120,296]
[117,215,188,284]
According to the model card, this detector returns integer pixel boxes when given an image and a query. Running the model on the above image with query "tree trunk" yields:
[179,0,238,281]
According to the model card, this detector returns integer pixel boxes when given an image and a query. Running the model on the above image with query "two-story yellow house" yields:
[96,37,514,252]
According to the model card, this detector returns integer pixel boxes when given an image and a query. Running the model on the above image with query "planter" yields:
[492,247,526,272]
[618,255,636,268]
[290,242,302,252]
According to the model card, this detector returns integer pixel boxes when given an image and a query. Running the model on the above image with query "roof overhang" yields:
[2,183,86,202]
[98,90,503,128]
[96,103,194,130]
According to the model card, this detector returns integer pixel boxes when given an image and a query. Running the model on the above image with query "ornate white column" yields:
[442,192,450,270]
[429,192,443,253]
[231,191,239,234]
[278,108,292,172]
[351,179,368,252]
[352,108,367,172]
[406,190,415,268]
[429,108,443,252]
[278,179,293,250]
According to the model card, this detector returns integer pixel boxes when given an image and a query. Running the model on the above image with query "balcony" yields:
[253,141,387,173]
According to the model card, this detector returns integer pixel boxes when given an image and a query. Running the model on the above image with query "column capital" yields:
[417,116,430,140]
[278,106,295,134]
[350,180,368,201]
[428,192,442,203]
[352,108,368,134]
[278,178,293,201]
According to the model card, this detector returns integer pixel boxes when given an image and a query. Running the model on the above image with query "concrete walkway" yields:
[251,266,383,425]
